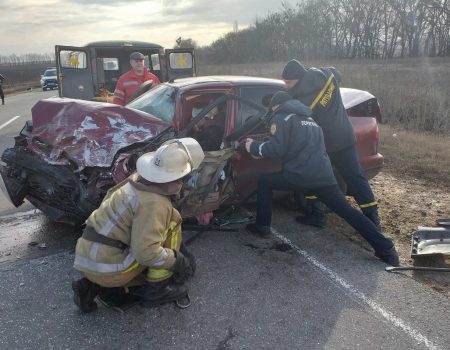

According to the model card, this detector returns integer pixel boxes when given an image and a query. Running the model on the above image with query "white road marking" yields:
[275,229,441,350]
[243,209,441,350]
[0,116,21,131]
[0,209,41,221]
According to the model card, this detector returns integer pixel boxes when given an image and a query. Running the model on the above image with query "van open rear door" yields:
[55,45,94,100]
[163,49,196,81]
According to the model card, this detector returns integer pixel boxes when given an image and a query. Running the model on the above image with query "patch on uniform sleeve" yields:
[270,123,277,135]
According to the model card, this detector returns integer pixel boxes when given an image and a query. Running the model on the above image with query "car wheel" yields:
[43,87,47,91]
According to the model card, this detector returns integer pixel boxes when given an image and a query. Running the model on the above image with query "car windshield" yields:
[127,84,177,124]
[44,70,56,76]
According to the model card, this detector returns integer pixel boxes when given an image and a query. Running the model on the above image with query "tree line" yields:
[0,53,54,65]
[195,0,450,63]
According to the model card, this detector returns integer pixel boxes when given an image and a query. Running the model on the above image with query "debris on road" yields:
[411,227,450,257]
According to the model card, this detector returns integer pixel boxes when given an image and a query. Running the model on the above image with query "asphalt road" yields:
[0,91,448,350]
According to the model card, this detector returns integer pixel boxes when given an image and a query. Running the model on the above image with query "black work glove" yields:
[171,250,194,280]
[180,242,196,275]
[171,244,196,284]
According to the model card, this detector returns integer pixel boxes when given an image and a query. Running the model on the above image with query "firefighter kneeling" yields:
[72,138,204,313]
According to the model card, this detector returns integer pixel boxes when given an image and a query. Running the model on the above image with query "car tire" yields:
[43,87,47,91]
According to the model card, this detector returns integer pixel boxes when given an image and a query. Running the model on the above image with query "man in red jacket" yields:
[112,51,160,106]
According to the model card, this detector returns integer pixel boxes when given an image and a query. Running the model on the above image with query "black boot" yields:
[363,207,381,231]
[246,223,271,237]
[375,246,400,267]
[97,287,142,309]
[72,277,100,313]
[296,214,326,228]
[137,279,188,307]
[296,199,326,228]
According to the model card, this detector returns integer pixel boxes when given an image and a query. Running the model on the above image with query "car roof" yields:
[170,75,286,90]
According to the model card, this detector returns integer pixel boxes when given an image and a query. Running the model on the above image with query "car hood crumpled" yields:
[29,98,170,170]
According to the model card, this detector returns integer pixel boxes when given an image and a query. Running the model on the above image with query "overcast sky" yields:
[1,0,287,55]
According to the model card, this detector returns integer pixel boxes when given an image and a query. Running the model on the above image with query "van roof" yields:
[84,40,163,49]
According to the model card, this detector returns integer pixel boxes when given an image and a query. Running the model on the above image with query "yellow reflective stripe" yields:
[146,268,173,281]
[170,229,180,250]
[310,74,334,109]
[121,261,140,274]
[305,196,317,200]
[359,200,379,209]
[162,221,178,242]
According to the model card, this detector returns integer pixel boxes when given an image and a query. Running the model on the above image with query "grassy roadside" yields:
[201,60,450,187]
[378,124,450,190]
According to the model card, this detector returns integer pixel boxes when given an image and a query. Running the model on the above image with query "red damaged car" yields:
[0,76,383,225]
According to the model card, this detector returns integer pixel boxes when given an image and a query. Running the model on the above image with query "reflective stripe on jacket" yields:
[74,174,179,276]
[112,69,160,106]
[290,67,355,153]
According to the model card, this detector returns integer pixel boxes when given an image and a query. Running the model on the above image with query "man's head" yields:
[270,91,292,111]
[282,59,307,90]
[136,138,205,184]
[129,51,145,75]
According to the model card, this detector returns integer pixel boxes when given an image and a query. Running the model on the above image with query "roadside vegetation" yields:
[379,124,450,189]
[200,59,450,188]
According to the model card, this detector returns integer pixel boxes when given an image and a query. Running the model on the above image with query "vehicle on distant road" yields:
[0,76,383,226]
[55,40,195,102]
[40,67,58,91]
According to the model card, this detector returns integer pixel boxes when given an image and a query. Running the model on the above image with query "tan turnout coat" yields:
[74,174,180,276]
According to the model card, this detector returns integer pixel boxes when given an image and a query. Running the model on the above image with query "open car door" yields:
[163,49,195,81]
[177,94,281,216]
[55,45,94,100]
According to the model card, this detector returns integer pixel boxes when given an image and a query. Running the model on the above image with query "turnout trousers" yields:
[255,172,393,254]
[329,143,378,213]
[85,227,181,288]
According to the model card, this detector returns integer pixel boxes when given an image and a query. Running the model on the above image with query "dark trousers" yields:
[329,144,377,211]
[0,86,4,104]
[256,172,393,253]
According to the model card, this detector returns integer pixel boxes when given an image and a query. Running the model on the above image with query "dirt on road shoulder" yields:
[328,172,450,297]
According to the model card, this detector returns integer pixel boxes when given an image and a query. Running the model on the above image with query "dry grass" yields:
[379,124,450,189]
[199,59,450,187]
[199,58,450,133]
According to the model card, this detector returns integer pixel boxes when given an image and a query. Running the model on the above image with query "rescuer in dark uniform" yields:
[282,59,381,229]
[244,91,399,266]
[0,73,5,105]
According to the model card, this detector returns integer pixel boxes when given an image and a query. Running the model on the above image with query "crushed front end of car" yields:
[0,98,171,225]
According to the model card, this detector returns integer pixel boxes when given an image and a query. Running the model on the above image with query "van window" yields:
[103,58,119,71]
[59,50,87,69]
[151,54,161,70]
[169,52,193,69]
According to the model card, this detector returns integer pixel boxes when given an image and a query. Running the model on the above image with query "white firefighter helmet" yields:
[136,137,205,183]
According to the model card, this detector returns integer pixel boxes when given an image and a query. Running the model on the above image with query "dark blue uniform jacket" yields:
[290,67,355,153]
[249,99,337,188]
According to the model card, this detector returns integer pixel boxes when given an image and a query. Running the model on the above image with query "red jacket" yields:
[113,69,160,106]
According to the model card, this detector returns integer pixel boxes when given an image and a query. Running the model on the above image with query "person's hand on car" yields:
[245,138,254,153]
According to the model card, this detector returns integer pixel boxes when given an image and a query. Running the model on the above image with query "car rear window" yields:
[44,70,56,76]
